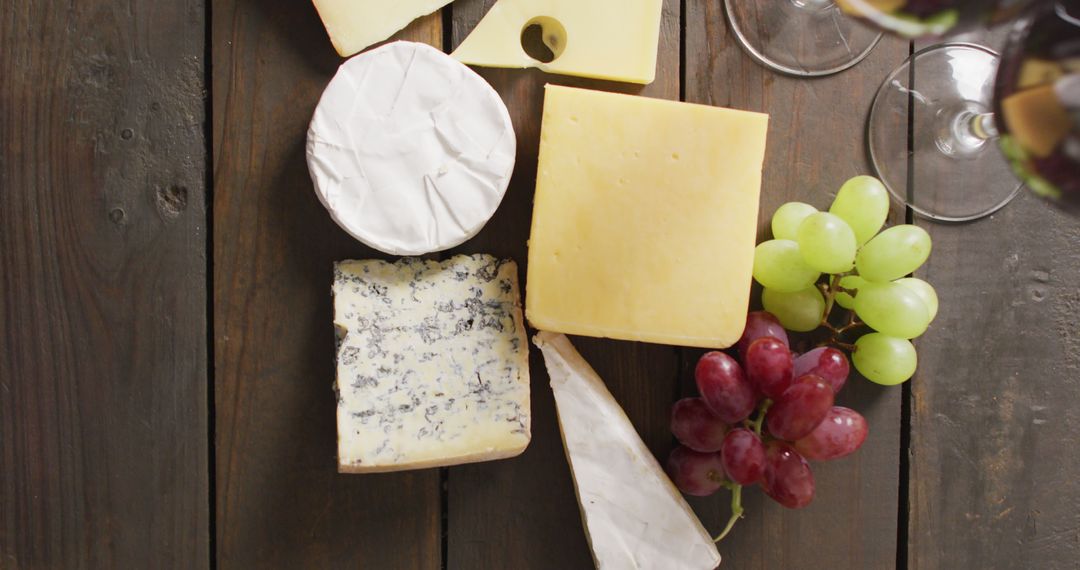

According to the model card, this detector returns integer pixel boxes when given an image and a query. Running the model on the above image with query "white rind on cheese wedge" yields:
[451,0,664,84]
[334,255,530,473]
[534,331,721,570]
[311,0,453,57]
[307,42,516,256]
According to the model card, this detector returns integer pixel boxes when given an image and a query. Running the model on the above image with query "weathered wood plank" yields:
[0,1,209,568]
[211,6,443,568]
[909,30,1080,569]
[683,3,908,568]
[446,2,682,568]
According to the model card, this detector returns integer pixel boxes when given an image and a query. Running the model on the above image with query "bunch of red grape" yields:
[666,311,869,522]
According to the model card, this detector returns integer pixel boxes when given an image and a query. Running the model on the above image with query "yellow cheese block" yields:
[312,0,451,57]
[1002,84,1071,159]
[1017,58,1064,89]
[451,0,663,84]
[526,86,769,348]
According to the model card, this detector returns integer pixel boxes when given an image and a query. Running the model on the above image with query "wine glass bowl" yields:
[836,0,1040,38]
[993,1,1080,212]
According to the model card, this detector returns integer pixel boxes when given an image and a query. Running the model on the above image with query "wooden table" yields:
[4,2,1079,568]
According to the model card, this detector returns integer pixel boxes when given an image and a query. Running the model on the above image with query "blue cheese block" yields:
[333,254,531,473]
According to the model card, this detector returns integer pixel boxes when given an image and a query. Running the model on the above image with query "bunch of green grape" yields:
[752,175,937,386]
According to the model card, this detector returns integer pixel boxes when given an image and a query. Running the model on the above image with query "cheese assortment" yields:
[312,0,453,57]
[526,85,769,349]
[535,332,723,570]
[307,41,516,256]
[334,255,531,473]
[451,0,664,84]
[299,8,779,562]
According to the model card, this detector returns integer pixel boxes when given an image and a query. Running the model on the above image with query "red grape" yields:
[766,375,834,441]
[666,445,726,496]
[744,337,794,399]
[720,428,766,485]
[695,352,757,424]
[670,398,728,452]
[762,442,815,509]
[793,347,850,393]
[737,311,790,360]
[794,407,869,461]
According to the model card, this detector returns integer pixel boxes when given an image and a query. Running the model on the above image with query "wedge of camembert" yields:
[334,255,530,473]
[534,332,721,569]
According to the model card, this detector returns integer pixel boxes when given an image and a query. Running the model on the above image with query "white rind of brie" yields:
[307,41,517,256]
[535,332,722,570]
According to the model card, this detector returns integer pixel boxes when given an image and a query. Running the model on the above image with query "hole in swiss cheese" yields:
[520,17,566,64]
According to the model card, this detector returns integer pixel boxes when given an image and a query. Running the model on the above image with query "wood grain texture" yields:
[909,31,1080,570]
[211,6,443,568]
[445,2,682,568]
[0,1,209,569]
[683,2,908,568]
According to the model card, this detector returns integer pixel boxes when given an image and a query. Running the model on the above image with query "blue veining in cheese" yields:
[333,254,531,473]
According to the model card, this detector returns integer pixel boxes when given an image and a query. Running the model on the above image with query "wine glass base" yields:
[725,0,883,77]
[868,43,1022,223]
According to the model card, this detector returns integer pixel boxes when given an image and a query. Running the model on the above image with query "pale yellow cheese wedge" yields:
[451,0,664,84]
[526,86,769,349]
[1002,84,1071,159]
[1018,58,1065,89]
[312,0,451,57]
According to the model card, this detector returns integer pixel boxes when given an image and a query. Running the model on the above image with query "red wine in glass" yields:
[994,2,1080,211]
[837,0,1039,38]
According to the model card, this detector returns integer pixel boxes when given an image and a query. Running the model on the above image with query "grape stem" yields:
[751,399,771,435]
[818,274,864,350]
[819,274,843,333]
[713,485,742,543]
[714,400,771,543]
[836,310,865,334]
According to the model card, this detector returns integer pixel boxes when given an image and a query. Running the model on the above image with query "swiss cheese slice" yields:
[451,0,664,84]
[526,85,769,348]
[312,0,451,57]
[535,332,721,570]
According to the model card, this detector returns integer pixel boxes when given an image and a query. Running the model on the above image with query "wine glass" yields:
[724,0,883,77]
[855,0,1075,221]
[994,2,1080,212]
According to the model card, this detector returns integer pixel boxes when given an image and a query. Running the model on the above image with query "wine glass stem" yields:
[969,112,999,141]
[938,109,999,156]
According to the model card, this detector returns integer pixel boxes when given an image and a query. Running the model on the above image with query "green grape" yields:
[895,278,938,322]
[796,212,857,274]
[829,176,890,246]
[753,240,821,293]
[835,275,866,310]
[853,333,917,386]
[856,225,932,282]
[853,281,930,339]
[762,286,825,332]
[771,202,818,241]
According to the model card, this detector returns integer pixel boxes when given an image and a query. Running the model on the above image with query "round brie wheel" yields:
[306,41,516,256]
